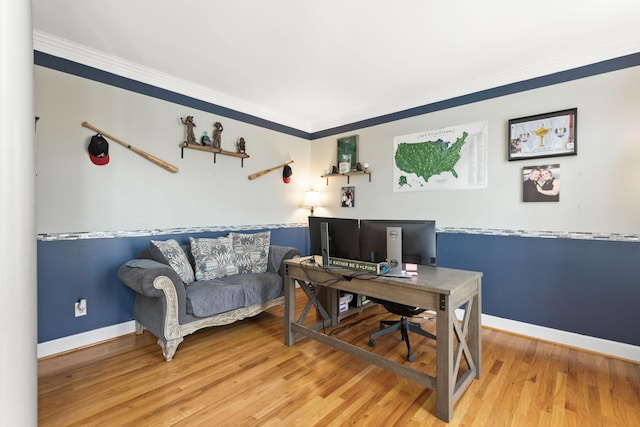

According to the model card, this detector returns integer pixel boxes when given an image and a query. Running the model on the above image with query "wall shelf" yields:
[321,171,371,184]
[180,142,249,167]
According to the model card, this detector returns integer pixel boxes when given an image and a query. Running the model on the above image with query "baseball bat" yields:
[248,160,294,180]
[82,122,179,173]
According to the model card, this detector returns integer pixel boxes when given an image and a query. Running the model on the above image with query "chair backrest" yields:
[370,298,425,317]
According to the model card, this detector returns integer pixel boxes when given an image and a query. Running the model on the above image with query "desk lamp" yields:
[303,189,321,216]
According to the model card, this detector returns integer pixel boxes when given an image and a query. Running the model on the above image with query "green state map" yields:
[393,121,488,192]
[395,132,468,185]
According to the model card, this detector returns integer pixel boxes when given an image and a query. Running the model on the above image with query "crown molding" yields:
[309,33,640,133]
[33,30,311,133]
[34,30,640,136]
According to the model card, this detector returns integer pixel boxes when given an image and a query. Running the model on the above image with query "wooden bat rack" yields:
[180,142,249,167]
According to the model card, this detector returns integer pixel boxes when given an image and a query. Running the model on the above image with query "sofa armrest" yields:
[117,259,182,296]
[268,245,302,277]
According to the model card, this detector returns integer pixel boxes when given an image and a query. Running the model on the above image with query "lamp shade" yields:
[303,189,321,215]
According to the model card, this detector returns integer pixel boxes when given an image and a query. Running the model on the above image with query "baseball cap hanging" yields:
[88,133,110,165]
[282,164,292,183]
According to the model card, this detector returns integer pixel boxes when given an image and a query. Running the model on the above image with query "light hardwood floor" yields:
[39,289,640,426]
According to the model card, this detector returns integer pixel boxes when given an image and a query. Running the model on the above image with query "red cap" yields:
[282,165,292,183]
[88,134,110,165]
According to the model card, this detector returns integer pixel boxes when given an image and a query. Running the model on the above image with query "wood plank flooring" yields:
[39,289,640,426]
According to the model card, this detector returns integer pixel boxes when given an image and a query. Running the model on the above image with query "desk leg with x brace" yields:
[284,278,337,345]
[436,287,482,422]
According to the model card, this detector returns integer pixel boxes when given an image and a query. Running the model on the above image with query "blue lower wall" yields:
[436,233,640,346]
[37,226,308,343]
[38,228,639,347]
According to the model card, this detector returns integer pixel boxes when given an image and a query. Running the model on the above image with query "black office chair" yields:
[368,299,436,362]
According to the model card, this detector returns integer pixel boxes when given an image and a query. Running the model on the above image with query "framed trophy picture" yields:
[508,108,577,161]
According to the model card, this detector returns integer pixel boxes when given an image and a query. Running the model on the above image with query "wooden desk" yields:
[284,256,482,422]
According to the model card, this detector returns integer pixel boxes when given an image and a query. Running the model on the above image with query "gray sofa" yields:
[118,236,301,361]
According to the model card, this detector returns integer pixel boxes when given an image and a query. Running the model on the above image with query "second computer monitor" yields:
[359,219,436,266]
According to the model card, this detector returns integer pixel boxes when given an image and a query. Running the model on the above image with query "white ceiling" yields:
[32,0,640,134]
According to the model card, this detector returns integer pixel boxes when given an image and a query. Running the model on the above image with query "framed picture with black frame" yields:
[337,135,358,172]
[508,108,577,161]
[341,186,355,208]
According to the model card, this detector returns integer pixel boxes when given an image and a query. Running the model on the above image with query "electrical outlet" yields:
[75,299,87,317]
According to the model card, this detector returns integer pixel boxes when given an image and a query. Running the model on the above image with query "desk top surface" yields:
[285,256,482,296]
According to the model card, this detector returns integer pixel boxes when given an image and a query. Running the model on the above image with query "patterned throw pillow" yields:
[229,231,270,274]
[149,239,195,284]
[189,236,239,280]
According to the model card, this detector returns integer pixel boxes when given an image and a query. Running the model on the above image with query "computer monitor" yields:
[359,219,436,266]
[308,216,360,261]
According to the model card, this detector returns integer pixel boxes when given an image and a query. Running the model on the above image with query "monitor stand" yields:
[320,221,330,267]
[384,226,408,277]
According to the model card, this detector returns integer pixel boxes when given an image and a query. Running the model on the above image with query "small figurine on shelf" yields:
[236,137,246,154]
[180,116,197,144]
[201,131,212,146]
[212,122,223,149]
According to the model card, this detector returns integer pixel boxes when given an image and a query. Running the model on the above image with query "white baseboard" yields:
[37,321,136,359]
[38,315,640,363]
[456,309,640,363]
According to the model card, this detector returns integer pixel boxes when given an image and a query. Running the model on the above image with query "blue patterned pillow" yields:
[229,231,270,274]
[189,236,239,280]
[149,239,195,284]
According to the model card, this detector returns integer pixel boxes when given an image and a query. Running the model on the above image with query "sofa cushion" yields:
[185,272,283,317]
[219,271,283,305]
[186,281,244,317]
[229,231,270,274]
[149,239,195,284]
[190,236,239,280]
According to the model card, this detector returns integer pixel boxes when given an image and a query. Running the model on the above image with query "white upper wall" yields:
[310,66,640,234]
[35,61,639,235]
[34,66,312,234]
